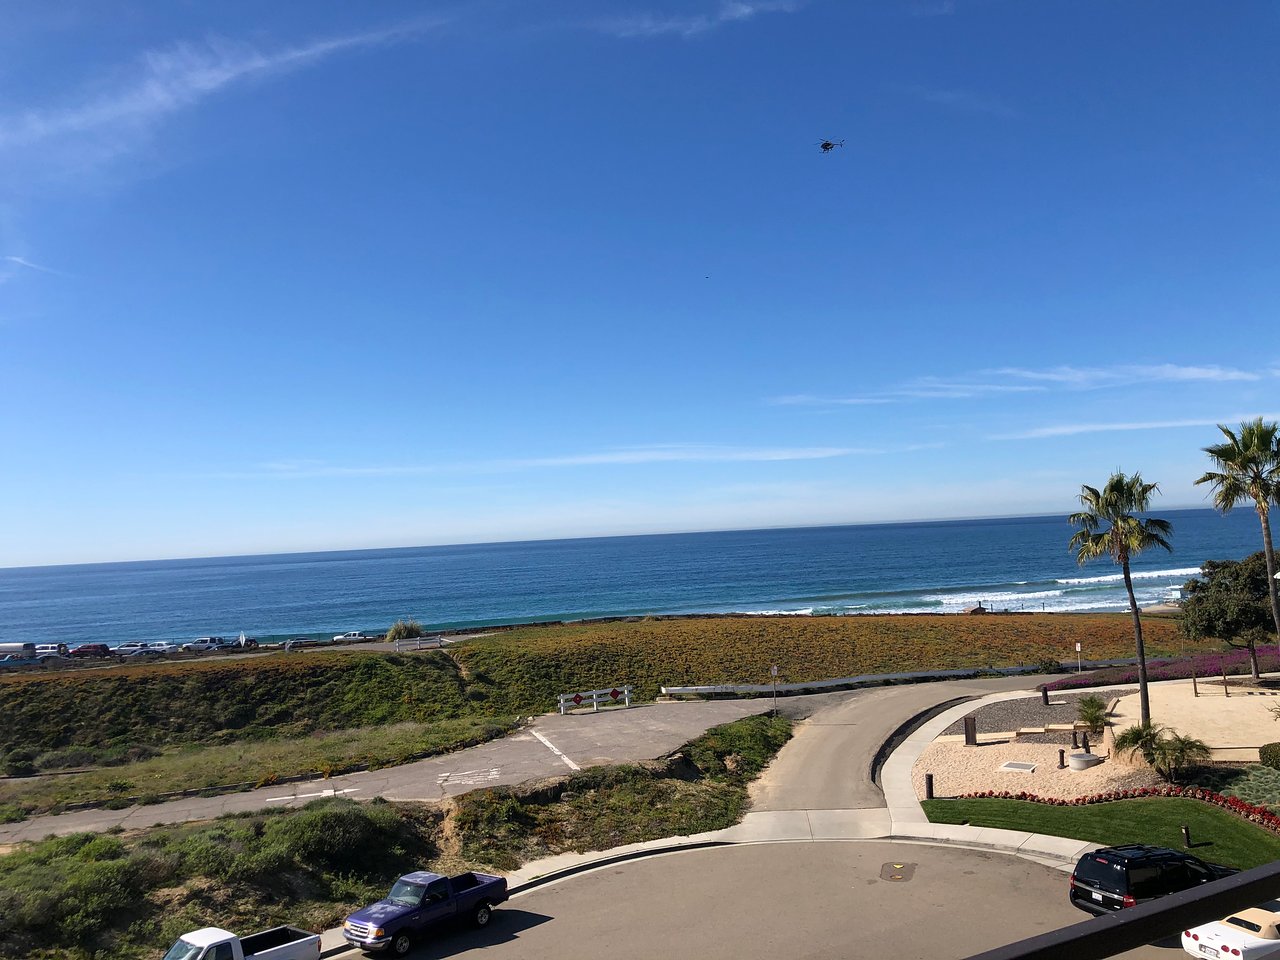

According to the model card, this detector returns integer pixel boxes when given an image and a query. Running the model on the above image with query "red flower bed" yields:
[952,786,1280,833]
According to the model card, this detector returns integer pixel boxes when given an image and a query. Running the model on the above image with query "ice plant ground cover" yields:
[1044,649,1280,691]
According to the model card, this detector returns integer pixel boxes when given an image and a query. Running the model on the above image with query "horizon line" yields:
[0,501,1227,572]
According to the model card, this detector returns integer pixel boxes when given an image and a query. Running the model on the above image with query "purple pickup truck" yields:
[342,870,508,956]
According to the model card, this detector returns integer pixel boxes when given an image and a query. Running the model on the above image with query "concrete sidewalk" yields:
[317,687,1100,958]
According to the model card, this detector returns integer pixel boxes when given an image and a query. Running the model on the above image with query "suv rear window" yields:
[1075,857,1126,893]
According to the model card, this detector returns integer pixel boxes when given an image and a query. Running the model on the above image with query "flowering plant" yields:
[950,785,1280,833]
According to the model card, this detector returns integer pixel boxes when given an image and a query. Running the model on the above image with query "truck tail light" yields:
[1122,894,1136,907]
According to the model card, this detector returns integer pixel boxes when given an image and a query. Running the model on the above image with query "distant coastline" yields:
[0,509,1250,647]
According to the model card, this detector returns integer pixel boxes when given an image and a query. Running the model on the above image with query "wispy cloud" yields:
[772,363,1268,408]
[0,20,438,175]
[228,444,866,480]
[598,1,800,39]
[2,255,61,275]
[995,364,1261,386]
[990,414,1280,441]
[771,379,1043,407]
[903,85,1018,119]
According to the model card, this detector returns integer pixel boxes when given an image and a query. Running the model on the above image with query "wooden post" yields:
[1223,667,1230,697]
[1192,659,1198,697]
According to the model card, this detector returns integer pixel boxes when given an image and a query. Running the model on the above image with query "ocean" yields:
[0,508,1265,647]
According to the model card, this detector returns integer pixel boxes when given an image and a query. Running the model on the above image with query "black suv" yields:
[1070,844,1236,914]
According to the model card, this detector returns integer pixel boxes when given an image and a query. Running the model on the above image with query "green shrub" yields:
[3,749,37,778]
[1260,742,1280,770]
[385,619,426,642]
[1077,695,1108,735]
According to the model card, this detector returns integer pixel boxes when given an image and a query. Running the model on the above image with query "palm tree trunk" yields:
[1123,559,1151,726]
[1248,636,1261,680]
[1259,505,1280,654]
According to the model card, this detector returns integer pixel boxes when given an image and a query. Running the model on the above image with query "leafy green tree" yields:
[1196,418,1280,647]
[1069,473,1173,727]
[1181,552,1275,678]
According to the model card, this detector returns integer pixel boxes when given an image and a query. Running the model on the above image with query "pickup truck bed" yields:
[241,926,319,959]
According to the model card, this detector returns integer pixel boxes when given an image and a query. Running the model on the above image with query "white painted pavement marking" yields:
[437,768,501,787]
[531,729,581,771]
[265,787,359,803]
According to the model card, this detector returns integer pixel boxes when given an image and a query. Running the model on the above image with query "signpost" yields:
[1075,641,1082,673]
[770,664,778,714]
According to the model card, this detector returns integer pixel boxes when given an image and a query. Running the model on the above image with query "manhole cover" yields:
[880,862,917,882]
[999,761,1037,773]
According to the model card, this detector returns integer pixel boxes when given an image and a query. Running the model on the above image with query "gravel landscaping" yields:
[912,739,1162,800]
[918,689,1157,801]
[940,689,1137,737]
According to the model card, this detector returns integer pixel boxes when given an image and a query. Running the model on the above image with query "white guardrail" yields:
[558,686,634,714]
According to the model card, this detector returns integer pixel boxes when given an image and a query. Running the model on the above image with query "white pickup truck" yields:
[332,631,376,643]
[163,925,320,960]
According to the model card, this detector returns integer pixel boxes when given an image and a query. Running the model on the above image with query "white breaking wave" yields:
[1056,566,1203,586]
[918,588,1065,606]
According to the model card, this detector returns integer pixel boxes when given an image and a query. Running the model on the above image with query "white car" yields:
[1184,904,1280,960]
[332,631,374,643]
[117,642,150,654]
[181,638,222,652]
[148,642,179,655]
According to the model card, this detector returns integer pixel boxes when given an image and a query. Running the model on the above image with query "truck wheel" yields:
[473,903,492,927]
[390,933,413,956]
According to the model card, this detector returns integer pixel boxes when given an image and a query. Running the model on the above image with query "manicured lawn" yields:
[922,797,1280,869]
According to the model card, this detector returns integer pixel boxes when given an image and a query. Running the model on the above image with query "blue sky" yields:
[1,1,1277,567]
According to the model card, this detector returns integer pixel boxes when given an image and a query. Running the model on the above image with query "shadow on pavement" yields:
[407,910,553,957]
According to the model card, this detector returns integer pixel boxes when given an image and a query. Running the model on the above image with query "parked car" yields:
[148,642,180,654]
[1070,844,1236,915]
[1183,903,1280,960]
[35,643,69,657]
[122,645,163,659]
[342,871,508,956]
[68,643,113,659]
[117,642,152,655]
[333,631,376,643]
[163,924,320,960]
[181,638,225,653]
[0,654,37,671]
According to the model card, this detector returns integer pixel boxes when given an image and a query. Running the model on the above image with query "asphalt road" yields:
[751,675,1049,811]
[383,842,1175,960]
[0,699,772,842]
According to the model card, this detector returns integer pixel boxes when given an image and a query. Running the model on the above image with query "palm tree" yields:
[1069,473,1173,727]
[1115,724,1210,783]
[1113,722,1167,766]
[1195,418,1280,656]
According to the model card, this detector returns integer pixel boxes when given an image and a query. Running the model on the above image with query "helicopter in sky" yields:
[816,138,845,153]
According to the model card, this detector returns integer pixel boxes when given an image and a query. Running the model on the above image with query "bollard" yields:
[1041,688,1049,706]
[1072,730,1080,749]
[1058,748,1066,769]
[964,715,978,746]
[1182,824,1192,847]
[925,773,935,800]
[1082,732,1090,753]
